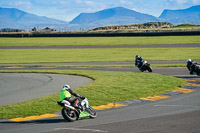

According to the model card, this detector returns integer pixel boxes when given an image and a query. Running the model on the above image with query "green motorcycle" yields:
[57,97,97,122]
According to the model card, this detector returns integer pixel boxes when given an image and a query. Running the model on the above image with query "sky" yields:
[0,0,200,22]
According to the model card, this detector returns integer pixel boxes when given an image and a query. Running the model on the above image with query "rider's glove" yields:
[80,96,85,100]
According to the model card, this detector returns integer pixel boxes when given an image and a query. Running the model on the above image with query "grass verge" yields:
[0,36,200,47]
[1,48,200,64]
[0,70,186,119]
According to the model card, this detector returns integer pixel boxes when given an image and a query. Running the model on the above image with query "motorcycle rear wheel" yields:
[139,67,144,72]
[61,108,77,122]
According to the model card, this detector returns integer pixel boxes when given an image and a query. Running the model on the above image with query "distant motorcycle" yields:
[189,64,200,76]
[57,97,97,122]
[187,59,200,76]
[195,65,200,76]
[137,60,153,72]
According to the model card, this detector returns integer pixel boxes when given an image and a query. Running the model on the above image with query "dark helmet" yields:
[136,55,139,58]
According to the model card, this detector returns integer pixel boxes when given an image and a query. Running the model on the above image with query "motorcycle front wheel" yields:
[61,108,77,122]
[148,66,153,72]
[86,105,97,118]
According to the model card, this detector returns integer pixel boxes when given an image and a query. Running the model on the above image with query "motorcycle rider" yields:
[135,55,144,69]
[187,59,198,75]
[59,84,84,109]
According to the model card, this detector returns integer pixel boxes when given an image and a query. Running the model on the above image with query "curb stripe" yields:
[92,103,127,110]
[185,79,198,82]
[172,88,196,93]
[5,67,24,69]
[9,114,61,122]
[187,83,200,87]
[140,95,171,101]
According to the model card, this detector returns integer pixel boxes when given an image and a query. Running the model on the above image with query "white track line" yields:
[54,128,108,132]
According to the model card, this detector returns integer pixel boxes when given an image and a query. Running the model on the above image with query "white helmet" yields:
[187,59,192,62]
[63,84,70,89]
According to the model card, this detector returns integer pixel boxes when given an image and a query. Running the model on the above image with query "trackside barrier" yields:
[0,31,200,37]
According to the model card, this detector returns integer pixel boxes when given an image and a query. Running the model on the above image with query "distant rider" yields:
[187,59,198,75]
[59,84,84,108]
[135,55,144,68]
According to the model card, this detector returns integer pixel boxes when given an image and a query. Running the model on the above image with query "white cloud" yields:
[176,0,188,4]
[75,0,83,4]
[175,0,200,5]
[192,0,200,4]
[119,0,133,6]
[119,0,127,4]
[75,1,106,13]
[84,1,95,5]
[8,1,32,9]
[131,8,139,12]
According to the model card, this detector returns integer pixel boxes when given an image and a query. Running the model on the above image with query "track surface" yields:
[0,43,200,133]
[0,73,93,106]
[0,43,200,49]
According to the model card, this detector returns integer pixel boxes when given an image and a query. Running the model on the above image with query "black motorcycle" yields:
[137,60,153,72]
[187,63,200,76]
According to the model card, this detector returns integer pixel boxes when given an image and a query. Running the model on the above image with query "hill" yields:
[159,5,200,25]
[90,22,174,31]
[0,7,67,30]
[70,7,159,27]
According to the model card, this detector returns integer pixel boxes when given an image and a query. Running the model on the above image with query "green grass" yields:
[0,36,200,47]
[1,48,200,64]
[0,70,186,119]
[174,25,200,28]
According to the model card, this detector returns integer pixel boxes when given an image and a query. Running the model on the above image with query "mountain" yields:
[0,7,67,30]
[70,7,159,27]
[70,6,200,28]
[159,5,200,25]
[1,6,200,31]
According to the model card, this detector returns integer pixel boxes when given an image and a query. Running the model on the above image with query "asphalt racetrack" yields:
[0,43,200,133]
[0,73,93,106]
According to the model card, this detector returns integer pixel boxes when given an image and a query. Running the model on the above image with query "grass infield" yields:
[0,48,200,64]
[0,36,200,47]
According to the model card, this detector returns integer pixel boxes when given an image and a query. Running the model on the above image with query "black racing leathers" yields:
[135,56,144,68]
[187,61,198,74]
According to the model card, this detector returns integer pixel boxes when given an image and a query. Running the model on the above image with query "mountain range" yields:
[0,7,67,30]
[0,5,200,30]
[159,5,200,25]
[70,7,159,27]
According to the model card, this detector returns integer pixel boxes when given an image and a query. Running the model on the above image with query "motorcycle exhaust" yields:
[64,104,75,110]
